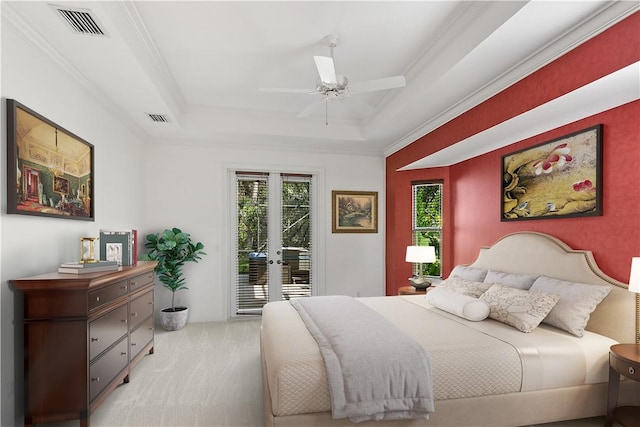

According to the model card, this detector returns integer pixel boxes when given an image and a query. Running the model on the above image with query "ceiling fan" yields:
[259,34,406,124]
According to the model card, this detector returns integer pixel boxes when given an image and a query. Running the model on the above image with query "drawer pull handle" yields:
[148,301,153,305]
[131,281,137,287]
[121,285,127,290]
[91,337,99,342]
[131,342,137,346]
[95,296,100,302]
[121,351,127,356]
[629,367,636,375]
[121,319,128,323]
[132,312,138,317]
[91,377,100,382]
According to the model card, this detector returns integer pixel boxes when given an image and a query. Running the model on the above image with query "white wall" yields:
[1,10,386,427]
[1,21,147,426]
[142,143,386,322]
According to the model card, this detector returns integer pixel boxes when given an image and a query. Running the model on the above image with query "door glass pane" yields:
[236,173,269,315]
[234,172,313,316]
[281,175,312,300]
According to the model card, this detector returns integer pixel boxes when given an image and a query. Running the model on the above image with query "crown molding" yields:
[384,0,640,157]
[1,2,148,141]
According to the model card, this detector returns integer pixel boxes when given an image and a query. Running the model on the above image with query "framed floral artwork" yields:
[501,125,602,221]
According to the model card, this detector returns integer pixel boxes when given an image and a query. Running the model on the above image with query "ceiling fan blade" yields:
[349,75,406,94]
[259,87,316,94]
[313,56,337,86]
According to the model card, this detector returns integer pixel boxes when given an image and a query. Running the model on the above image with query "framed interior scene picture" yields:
[332,190,378,233]
[6,99,95,220]
[502,124,602,221]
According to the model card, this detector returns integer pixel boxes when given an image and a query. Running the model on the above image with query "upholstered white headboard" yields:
[468,231,637,344]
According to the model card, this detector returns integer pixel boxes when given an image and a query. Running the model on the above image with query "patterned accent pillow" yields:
[529,276,612,337]
[437,277,493,298]
[479,284,560,333]
[450,265,488,282]
[484,270,539,290]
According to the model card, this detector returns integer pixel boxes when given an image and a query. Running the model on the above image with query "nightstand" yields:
[605,343,640,427]
[398,285,431,295]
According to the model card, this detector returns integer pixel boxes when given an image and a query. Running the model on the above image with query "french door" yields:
[233,171,314,315]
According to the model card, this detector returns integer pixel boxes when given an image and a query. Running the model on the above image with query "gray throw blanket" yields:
[290,296,434,422]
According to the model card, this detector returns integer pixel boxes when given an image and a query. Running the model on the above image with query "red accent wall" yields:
[386,12,640,294]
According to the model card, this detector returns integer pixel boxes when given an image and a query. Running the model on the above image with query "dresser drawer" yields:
[130,290,154,329]
[89,305,128,360]
[89,337,129,402]
[611,352,640,381]
[129,271,154,292]
[89,279,128,311]
[130,316,154,361]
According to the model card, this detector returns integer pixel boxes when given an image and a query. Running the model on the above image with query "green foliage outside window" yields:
[237,177,310,274]
[413,183,442,276]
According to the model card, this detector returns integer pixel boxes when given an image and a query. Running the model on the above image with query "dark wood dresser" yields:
[10,261,157,427]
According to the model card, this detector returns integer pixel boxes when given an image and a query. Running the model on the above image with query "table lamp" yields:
[406,245,436,289]
[629,257,640,344]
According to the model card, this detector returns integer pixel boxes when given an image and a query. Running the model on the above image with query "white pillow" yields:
[479,284,560,333]
[427,289,490,321]
[529,276,612,337]
[437,277,493,298]
[484,270,539,290]
[450,265,488,282]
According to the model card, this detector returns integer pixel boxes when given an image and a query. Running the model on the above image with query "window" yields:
[411,182,442,276]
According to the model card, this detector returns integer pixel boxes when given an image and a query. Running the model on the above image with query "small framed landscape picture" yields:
[332,190,378,233]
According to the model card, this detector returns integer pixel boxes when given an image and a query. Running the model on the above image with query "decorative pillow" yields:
[484,270,539,290]
[427,288,490,321]
[437,277,493,298]
[529,276,612,337]
[479,284,560,333]
[450,265,488,282]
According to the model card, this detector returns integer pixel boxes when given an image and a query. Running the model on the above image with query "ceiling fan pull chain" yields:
[325,96,329,126]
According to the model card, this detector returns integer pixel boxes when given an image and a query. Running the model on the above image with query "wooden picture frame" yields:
[502,125,602,221]
[6,99,95,220]
[331,190,378,233]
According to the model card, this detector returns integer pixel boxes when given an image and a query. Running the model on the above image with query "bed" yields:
[260,232,640,426]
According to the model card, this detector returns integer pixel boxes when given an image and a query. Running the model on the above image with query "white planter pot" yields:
[160,307,188,331]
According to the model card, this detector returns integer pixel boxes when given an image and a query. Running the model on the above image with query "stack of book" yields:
[99,229,138,266]
[58,260,121,274]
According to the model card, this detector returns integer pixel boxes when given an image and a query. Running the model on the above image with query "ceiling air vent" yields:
[50,4,108,36]
[147,114,171,123]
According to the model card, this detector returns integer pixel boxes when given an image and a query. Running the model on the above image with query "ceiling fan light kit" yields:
[260,34,406,125]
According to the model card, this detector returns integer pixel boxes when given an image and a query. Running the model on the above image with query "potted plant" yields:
[141,227,206,331]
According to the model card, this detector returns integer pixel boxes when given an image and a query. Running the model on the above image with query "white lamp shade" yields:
[629,257,640,293]
[405,246,436,263]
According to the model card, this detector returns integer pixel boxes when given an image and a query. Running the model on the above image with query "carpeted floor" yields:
[45,319,613,427]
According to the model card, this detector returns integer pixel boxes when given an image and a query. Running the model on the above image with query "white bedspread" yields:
[401,296,616,390]
[290,296,434,422]
[260,295,617,417]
